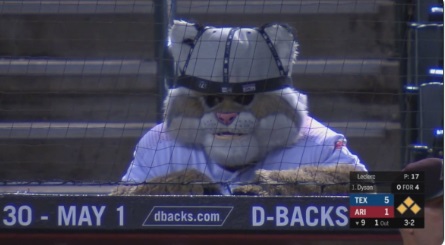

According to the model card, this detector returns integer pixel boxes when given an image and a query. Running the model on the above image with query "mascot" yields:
[112,20,368,196]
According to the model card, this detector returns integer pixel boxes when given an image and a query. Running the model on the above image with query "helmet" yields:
[168,20,299,94]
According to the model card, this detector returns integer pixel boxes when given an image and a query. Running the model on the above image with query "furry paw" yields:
[233,163,361,196]
[232,185,269,196]
[110,169,221,195]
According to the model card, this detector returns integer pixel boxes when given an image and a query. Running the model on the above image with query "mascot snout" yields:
[216,112,239,125]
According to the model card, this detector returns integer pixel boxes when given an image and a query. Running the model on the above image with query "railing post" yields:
[154,0,175,123]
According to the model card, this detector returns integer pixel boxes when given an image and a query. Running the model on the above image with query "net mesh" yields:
[0,0,442,195]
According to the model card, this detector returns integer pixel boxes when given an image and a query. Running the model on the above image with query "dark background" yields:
[0,0,442,182]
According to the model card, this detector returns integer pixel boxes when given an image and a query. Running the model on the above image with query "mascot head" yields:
[164,20,307,170]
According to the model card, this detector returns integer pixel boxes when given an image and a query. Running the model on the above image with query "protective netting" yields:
[0,0,442,195]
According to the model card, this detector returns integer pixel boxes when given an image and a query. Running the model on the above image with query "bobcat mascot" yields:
[112,20,368,196]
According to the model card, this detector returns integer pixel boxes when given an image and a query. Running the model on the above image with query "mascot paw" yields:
[232,185,269,196]
[233,163,358,196]
[110,169,221,195]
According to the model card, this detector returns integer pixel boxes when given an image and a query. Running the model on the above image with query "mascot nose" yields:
[216,112,238,125]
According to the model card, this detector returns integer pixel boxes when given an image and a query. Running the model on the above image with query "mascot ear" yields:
[169,20,201,76]
[262,24,299,76]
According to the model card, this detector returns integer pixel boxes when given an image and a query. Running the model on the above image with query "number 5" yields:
[384,196,389,204]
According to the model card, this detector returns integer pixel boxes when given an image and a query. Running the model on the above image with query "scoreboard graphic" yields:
[349,171,424,228]
[0,171,424,232]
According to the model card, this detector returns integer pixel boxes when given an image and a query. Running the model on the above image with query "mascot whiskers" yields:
[111,20,368,196]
